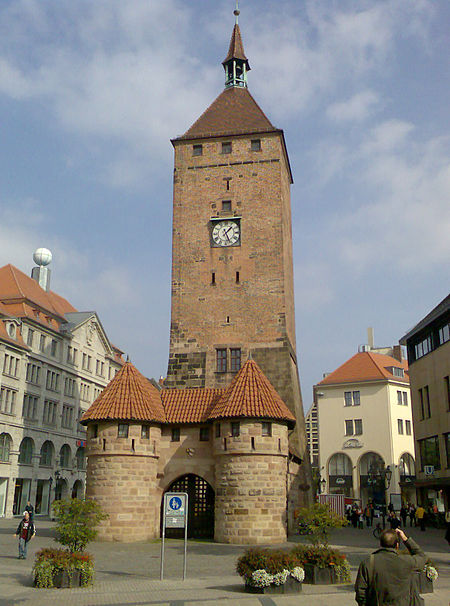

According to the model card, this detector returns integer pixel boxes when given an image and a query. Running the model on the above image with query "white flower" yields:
[424,565,438,582]
[272,569,289,585]
[250,569,273,587]
[291,566,305,582]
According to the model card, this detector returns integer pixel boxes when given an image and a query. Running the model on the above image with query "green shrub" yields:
[52,498,108,552]
[297,503,347,547]
[236,548,303,582]
[291,545,347,569]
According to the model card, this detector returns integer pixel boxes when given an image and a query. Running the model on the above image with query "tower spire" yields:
[222,2,250,88]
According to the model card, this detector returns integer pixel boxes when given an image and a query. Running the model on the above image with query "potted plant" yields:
[415,561,438,594]
[33,498,107,589]
[295,503,349,584]
[236,548,305,594]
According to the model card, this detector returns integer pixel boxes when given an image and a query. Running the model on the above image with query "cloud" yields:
[326,90,380,122]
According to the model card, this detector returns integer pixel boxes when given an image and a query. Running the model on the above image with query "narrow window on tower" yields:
[231,421,240,437]
[224,177,231,191]
[251,139,261,152]
[211,272,216,285]
[222,142,232,154]
[171,427,180,442]
[193,144,203,156]
[216,348,227,373]
[222,200,231,212]
[235,271,240,283]
[230,348,241,372]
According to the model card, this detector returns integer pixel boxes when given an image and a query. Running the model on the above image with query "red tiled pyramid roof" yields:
[318,352,409,386]
[177,87,276,141]
[80,362,166,423]
[208,359,296,425]
[161,388,224,423]
[223,24,248,64]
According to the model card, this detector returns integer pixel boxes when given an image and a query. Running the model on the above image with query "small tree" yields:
[297,503,347,547]
[52,498,108,553]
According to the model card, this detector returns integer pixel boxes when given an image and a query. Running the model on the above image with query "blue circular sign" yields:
[169,496,182,510]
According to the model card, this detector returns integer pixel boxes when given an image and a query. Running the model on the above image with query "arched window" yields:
[76,447,85,470]
[328,453,352,476]
[40,441,54,467]
[0,433,12,462]
[59,444,71,468]
[18,437,34,464]
[399,453,415,477]
[359,452,385,476]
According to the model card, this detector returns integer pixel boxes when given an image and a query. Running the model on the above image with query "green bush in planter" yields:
[291,545,351,582]
[236,548,305,587]
[33,548,94,588]
[52,498,108,552]
[297,503,347,547]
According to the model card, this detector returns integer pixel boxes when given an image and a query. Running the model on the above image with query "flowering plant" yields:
[424,564,438,582]
[237,549,305,587]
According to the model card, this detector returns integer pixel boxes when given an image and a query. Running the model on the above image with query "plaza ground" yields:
[0,518,448,606]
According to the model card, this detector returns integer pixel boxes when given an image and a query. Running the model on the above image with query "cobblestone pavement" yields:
[0,518,448,606]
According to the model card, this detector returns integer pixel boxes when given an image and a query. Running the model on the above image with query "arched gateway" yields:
[164,474,215,538]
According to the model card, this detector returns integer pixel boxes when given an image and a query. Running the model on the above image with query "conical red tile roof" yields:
[80,362,166,423]
[223,24,248,64]
[208,359,296,426]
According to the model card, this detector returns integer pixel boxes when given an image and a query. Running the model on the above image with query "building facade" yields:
[305,402,319,467]
[164,13,310,491]
[0,255,123,517]
[315,345,416,507]
[400,294,450,511]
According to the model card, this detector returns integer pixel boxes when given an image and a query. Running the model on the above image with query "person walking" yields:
[408,503,416,527]
[355,528,427,606]
[388,511,401,530]
[400,504,408,527]
[24,500,34,521]
[14,511,35,559]
[364,504,372,527]
[415,505,426,531]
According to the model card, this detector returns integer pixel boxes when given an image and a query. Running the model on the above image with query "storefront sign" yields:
[424,465,435,476]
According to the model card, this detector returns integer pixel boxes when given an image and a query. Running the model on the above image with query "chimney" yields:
[31,248,52,292]
[367,327,374,349]
[392,345,403,362]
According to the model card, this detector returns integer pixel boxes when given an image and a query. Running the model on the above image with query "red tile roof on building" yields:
[81,360,297,427]
[80,362,166,423]
[208,359,296,425]
[223,23,248,64]
[161,388,224,423]
[176,87,276,141]
[0,264,76,324]
[317,351,409,386]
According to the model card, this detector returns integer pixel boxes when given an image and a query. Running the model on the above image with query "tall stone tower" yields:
[166,9,311,491]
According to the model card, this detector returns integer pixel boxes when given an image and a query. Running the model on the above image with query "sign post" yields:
[160,492,188,581]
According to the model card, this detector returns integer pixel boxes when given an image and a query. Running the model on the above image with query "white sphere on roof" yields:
[33,248,52,267]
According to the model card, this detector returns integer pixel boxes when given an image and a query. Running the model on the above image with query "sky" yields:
[0,0,449,412]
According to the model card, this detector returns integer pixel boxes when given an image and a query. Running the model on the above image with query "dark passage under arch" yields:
[163,474,215,539]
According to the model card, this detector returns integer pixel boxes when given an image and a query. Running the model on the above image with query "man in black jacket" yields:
[14,511,35,559]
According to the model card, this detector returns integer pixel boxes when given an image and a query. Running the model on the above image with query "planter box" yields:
[304,564,337,585]
[245,578,302,594]
[52,570,81,588]
[415,571,433,594]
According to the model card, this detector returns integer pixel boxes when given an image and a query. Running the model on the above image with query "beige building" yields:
[315,344,416,507]
[0,252,123,517]
[400,294,450,511]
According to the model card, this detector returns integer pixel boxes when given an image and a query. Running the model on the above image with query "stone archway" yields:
[163,474,215,539]
[71,480,84,499]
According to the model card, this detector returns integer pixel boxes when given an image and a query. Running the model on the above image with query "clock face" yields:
[212,220,240,247]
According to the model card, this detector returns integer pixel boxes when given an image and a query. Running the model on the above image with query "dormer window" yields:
[390,367,405,378]
[7,323,16,339]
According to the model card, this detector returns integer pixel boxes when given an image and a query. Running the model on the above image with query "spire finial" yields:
[234,1,240,25]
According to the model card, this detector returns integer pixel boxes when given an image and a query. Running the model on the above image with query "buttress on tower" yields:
[165,13,311,489]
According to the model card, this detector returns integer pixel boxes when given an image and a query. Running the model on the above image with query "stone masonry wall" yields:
[85,421,160,542]
[213,420,288,544]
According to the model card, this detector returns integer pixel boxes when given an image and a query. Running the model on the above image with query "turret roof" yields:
[208,359,296,426]
[223,23,248,64]
[80,362,166,423]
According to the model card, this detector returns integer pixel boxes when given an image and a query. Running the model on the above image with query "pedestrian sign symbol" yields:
[169,496,182,510]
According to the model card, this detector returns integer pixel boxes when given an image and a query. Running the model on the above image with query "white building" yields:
[0,251,123,517]
[315,344,416,507]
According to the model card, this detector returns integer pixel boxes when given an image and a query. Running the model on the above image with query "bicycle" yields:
[372,522,383,539]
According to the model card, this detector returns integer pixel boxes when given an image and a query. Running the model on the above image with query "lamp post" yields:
[368,463,392,527]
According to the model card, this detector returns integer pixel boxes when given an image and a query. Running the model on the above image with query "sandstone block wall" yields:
[213,420,288,544]
[85,421,160,542]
